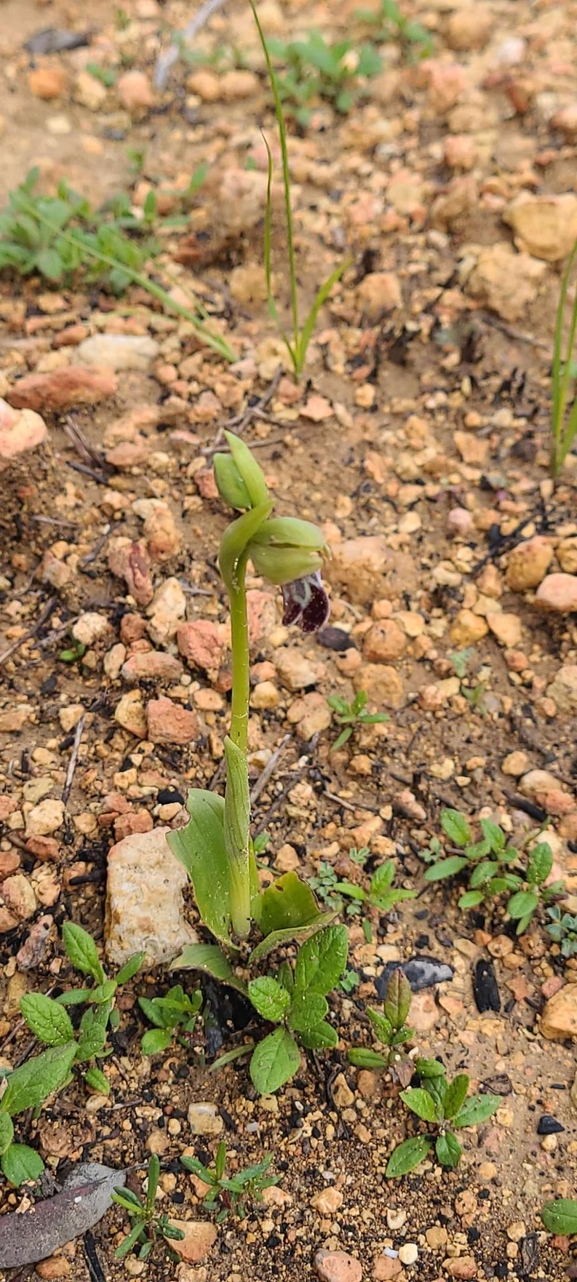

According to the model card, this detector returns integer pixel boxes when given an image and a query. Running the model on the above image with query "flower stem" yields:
[229,552,250,756]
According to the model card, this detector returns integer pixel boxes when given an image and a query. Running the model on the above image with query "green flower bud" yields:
[223,431,269,509]
[248,544,324,586]
[213,453,253,510]
[250,517,328,552]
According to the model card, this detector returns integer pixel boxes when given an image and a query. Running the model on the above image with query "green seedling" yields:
[251,2,350,378]
[181,1140,279,1221]
[139,985,202,1055]
[20,923,143,1097]
[356,0,434,61]
[546,905,577,958]
[449,649,488,715]
[348,968,414,1083]
[422,809,563,934]
[0,169,235,361]
[86,62,117,88]
[310,856,414,918]
[386,1061,500,1177]
[112,1155,185,1261]
[551,239,577,478]
[541,1200,577,1235]
[0,1043,78,1185]
[327,690,388,751]
[268,31,382,123]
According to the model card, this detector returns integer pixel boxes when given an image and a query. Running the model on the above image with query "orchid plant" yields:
[167,433,347,1092]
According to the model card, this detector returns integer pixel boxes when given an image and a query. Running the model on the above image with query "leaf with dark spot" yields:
[0,1163,125,1268]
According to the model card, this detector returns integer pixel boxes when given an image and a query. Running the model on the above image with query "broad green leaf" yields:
[0,1043,77,1116]
[440,809,471,847]
[453,1093,500,1128]
[416,1057,446,1079]
[141,1028,174,1055]
[367,1008,394,1045]
[167,790,233,946]
[400,1087,440,1123]
[370,861,395,896]
[170,942,247,995]
[54,989,92,1006]
[139,996,172,1030]
[469,861,499,888]
[479,819,505,852]
[298,1021,338,1050]
[528,842,553,886]
[541,1199,577,1235]
[424,857,468,882]
[35,247,64,281]
[89,980,117,1005]
[436,1131,462,1168]
[249,914,335,965]
[442,1074,470,1121]
[75,1006,109,1062]
[386,1135,433,1178]
[424,1075,447,1113]
[259,871,323,936]
[458,890,484,910]
[384,968,411,1030]
[62,922,104,983]
[507,890,539,920]
[347,1047,387,1069]
[248,977,291,1023]
[294,924,348,996]
[1,1143,44,1186]
[0,1113,14,1155]
[84,1066,111,1094]
[20,994,74,1047]
[288,991,328,1032]
[115,953,145,985]
[249,1028,300,1095]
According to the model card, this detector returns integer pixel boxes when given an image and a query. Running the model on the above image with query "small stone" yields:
[115,690,147,738]
[454,431,488,465]
[398,1244,418,1266]
[332,1072,355,1109]
[354,663,404,709]
[373,1258,404,1281]
[104,643,126,680]
[547,665,577,713]
[557,538,577,574]
[443,1260,477,1280]
[505,536,553,591]
[356,272,401,319]
[444,136,477,171]
[466,243,546,323]
[59,704,85,732]
[0,706,32,732]
[36,1258,71,1280]
[301,394,334,422]
[146,697,199,745]
[503,193,577,263]
[170,1220,217,1264]
[147,577,187,645]
[487,612,522,648]
[177,620,225,673]
[502,751,530,777]
[117,70,155,112]
[427,61,467,113]
[28,67,68,99]
[251,681,280,710]
[287,692,331,739]
[186,69,220,100]
[426,1226,448,1249]
[537,1114,564,1135]
[187,1102,223,1136]
[108,541,154,606]
[105,826,196,966]
[540,985,577,1040]
[139,501,181,563]
[327,537,417,606]
[72,612,111,647]
[535,573,577,613]
[275,648,324,691]
[121,652,183,684]
[506,1221,526,1242]
[311,1187,344,1215]
[26,799,64,838]
[74,70,107,110]
[447,506,474,535]
[2,874,36,920]
[78,334,159,370]
[447,7,492,49]
[114,812,154,842]
[315,1249,362,1282]
[363,620,406,663]
[220,69,260,99]
[553,103,577,137]
[7,367,117,413]
[0,398,47,462]
[450,609,488,647]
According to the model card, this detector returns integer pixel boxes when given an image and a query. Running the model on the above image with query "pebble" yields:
[0,398,47,463]
[2,874,37,920]
[177,620,225,673]
[356,272,402,319]
[28,67,67,99]
[363,620,406,663]
[77,334,159,370]
[331,1073,354,1109]
[373,1258,404,1280]
[117,69,155,112]
[486,612,522,648]
[109,543,153,608]
[473,959,501,1013]
[114,690,147,738]
[504,193,577,263]
[311,1187,344,1215]
[146,697,199,745]
[377,956,453,997]
[251,681,280,710]
[147,577,186,645]
[26,799,65,838]
[501,750,530,777]
[537,1114,564,1135]
[7,367,117,412]
[275,648,324,691]
[327,537,416,606]
[547,665,577,713]
[187,1102,223,1136]
[121,652,183,684]
[535,573,577,613]
[447,6,492,50]
[540,984,577,1040]
[450,609,488,646]
[315,1250,362,1282]
[443,1259,477,1280]
[466,243,547,323]
[287,692,331,739]
[505,536,553,591]
[170,1221,217,1264]
[137,500,181,563]
[72,612,111,647]
[105,826,197,966]
[353,663,405,709]
[398,1244,418,1266]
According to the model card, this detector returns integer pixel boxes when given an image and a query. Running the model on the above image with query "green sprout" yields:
[181,1140,279,1220]
[267,31,382,123]
[386,1061,500,1177]
[551,239,577,478]
[139,985,202,1055]
[546,905,577,958]
[112,1156,185,1261]
[348,968,414,1079]
[356,0,434,61]
[327,690,388,751]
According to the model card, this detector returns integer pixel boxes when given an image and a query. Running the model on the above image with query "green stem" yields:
[18,197,236,363]
[228,552,250,754]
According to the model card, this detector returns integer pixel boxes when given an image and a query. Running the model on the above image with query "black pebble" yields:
[317,627,356,652]
[537,1114,565,1135]
[473,958,501,1013]
[157,788,185,805]
[375,955,454,997]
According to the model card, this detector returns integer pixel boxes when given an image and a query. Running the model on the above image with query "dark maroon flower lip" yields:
[281,572,330,634]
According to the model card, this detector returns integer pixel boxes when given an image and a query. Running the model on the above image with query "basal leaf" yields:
[347,1047,387,1069]
[440,809,471,847]
[249,1028,300,1095]
[384,968,411,1030]
[298,1021,338,1050]
[400,1087,440,1123]
[453,1093,500,1128]
[294,924,348,996]
[167,790,233,946]
[0,1043,77,1117]
[288,990,328,1032]
[248,914,335,965]
[442,1074,469,1121]
[248,977,291,1024]
[0,1113,14,1155]
[259,871,322,936]
[435,1131,462,1168]
[541,1199,577,1235]
[20,994,74,1047]
[62,923,104,983]
[386,1135,433,1178]
[115,953,145,985]
[424,856,468,882]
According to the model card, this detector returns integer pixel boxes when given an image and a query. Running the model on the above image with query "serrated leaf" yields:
[294,924,348,995]
[62,923,104,983]
[1,1144,44,1187]
[20,994,74,1047]
[347,1047,387,1069]
[249,1028,300,1095]
[435,1132,462,1168]
[0,1113,14,1155]
[386,1135,433,1178]
[440,809,471,847]
[1,1043,77,1117]
[288,990,328,1032]
[248,977,291,1023]
[541,1199,577,1235]
[453,1093,500,1128]
[75,1006,109,1062]
[442,1074,470,1120]
[384,968,411,1030]
[400,1087,440,1123]
[298,1021,338,1050]
[424,856,468,882]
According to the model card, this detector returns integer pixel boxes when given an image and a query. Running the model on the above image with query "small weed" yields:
[541,1200,577,1235]
[86,62,117,88]
[449,649,488,714]
[546,905,577,957]
[112,1155,185,1261]
[422,809,563,933]
[348,968,414,1083]
[386,1061,500,1177]
[181,1140,279,1221]
[356,0,434,61]
[268,31,382,125]
[139,985,202,1055]
[551,239,577,478]
[327,689,388,751]
[309,852,414,918]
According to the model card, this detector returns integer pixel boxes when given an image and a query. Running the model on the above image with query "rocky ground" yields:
[1,0,577,1279]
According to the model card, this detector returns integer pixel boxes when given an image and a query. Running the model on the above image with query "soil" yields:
[0,0,577,1280]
